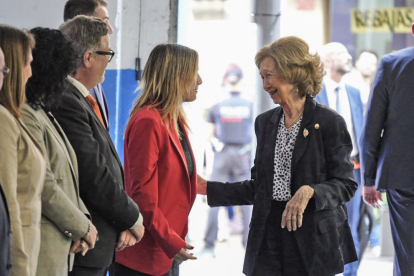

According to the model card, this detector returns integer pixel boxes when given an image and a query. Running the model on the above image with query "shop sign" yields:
[351,7,414,33]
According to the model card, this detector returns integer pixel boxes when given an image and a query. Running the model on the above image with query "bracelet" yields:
[86,220,90,236]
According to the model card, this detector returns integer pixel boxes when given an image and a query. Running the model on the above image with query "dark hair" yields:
[26,28,77,110]
[358,49,378,60]
[64,0,108,21]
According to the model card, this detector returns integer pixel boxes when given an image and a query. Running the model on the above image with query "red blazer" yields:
[116,107,197,276]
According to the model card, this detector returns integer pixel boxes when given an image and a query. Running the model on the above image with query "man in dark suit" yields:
[64,0,113,130]
[315,42,364,276]
[0,47,11,276]
[360,26,414,276]
[55,15,144,276]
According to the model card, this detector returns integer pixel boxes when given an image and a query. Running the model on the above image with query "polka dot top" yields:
[272,113,302,201]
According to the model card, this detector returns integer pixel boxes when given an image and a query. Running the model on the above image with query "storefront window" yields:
[331,0,414,59]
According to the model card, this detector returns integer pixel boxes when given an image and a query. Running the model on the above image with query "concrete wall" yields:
[0,0,178,160]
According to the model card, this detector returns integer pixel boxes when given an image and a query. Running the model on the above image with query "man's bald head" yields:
[319,42,352,77]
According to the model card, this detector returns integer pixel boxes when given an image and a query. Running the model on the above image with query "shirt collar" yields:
[323,76,346,93]
[67,76,89,98]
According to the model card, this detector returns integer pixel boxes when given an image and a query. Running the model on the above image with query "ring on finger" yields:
[292,216,296,219]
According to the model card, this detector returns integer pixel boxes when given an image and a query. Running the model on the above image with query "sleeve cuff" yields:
[130,213,143,229]
[363,178,376,187]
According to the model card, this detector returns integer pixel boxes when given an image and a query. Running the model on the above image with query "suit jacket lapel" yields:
[178,123,198,203]
[17,119,44,157]
[44,111,83,202]
[264,107,282,196]
[315,83,329,106]
[67,82,123,170]
[45,111,79,180]
[167,120,189,178]
[291,97,316,178]
[345,84,363,151]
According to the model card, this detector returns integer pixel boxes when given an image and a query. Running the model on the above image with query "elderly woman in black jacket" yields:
[198,36,358,276]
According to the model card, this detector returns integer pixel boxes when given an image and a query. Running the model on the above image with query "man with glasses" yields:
[54,16,144,276]
[64,0,114,131]
[0,46,12,276]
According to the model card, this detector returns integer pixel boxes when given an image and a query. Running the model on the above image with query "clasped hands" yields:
[70,221,146,256]
[281,185,314,232]
[70,219,98,256]
[116,225,146,251]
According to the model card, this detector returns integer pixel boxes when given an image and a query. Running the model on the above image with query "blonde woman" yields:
[0,25,46,276]
[111,44,202,276]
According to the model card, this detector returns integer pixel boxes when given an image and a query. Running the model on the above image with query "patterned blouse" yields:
[272,113,302,201]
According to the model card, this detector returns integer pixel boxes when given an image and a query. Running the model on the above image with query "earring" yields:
[293,88,298,93]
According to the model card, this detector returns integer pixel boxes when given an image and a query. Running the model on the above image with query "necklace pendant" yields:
[303,128,309,138]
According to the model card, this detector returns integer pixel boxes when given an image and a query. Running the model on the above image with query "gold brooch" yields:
[303,128,309,138]
[315,124,319,129]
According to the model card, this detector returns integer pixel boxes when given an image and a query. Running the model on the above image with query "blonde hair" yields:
[59,15,108,71]
[0,25,35,118]
[255,36,324,97]
[127,43,198,136]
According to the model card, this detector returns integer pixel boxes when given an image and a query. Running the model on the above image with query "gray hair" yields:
[59,15,108,71]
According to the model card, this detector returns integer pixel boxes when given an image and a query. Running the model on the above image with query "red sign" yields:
[296,0,315,11]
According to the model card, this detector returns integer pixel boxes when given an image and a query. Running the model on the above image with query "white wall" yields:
[0,0,177,70]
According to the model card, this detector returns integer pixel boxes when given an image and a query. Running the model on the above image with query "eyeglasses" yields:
[1,67,9,76]
[94,49,115,62]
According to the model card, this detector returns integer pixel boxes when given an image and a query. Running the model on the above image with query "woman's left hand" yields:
[281,185,314,231]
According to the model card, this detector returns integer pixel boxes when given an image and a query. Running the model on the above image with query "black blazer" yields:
[361,47,414,190]
[52,80,140,268]
[208,97,358,276]
[0,183,11,275]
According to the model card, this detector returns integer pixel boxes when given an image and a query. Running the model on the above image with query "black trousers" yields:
[387,188,414,276]
[251,200,308,276]
[109,261,179,276]
[69,265,109,276]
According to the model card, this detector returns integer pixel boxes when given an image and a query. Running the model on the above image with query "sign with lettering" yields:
[351,8,414,33]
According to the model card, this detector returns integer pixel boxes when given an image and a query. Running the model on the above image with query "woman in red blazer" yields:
[111,44,203,276]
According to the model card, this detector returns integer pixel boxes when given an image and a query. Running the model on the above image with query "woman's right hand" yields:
[281,185,314,231]
[197,174,207,195]
[70,239,90,256]
[173,243,197,264]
